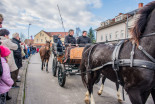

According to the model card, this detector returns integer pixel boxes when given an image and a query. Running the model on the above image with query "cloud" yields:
[0,0,102,30]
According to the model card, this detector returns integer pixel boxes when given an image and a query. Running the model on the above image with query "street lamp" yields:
[28,23,31,39]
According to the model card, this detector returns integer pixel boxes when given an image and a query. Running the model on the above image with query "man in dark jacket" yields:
[12,33,22,69]
[12,33,22,87]
[57,34,64,52]
[64,29,76,46]
[77,31,91,47]
[64,29,77,63]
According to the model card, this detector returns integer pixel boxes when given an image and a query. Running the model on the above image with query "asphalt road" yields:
[24,53,154,104]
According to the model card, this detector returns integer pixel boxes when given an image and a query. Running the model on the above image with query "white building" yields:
[96,3,143,42]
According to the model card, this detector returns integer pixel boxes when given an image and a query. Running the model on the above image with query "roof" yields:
[96,9,139,31]
[43,31,68,38]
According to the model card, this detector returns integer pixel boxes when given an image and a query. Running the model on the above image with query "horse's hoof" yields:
[118,98,122,103]
[97,90,102,96]
[84,97,89,104]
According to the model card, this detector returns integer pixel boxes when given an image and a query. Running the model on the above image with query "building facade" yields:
[33,30,68,46]
[96,3,143,43]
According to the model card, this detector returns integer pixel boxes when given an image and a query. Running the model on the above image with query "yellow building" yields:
[34,30,68,46]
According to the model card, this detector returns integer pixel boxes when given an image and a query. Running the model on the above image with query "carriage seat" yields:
[70,47,84,59]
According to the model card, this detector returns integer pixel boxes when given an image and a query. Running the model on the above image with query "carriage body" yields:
[51,43,84,87]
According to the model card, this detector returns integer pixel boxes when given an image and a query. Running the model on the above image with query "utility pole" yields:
[57,4,66,36]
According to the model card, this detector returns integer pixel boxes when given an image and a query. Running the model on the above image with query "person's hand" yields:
[76,44,78,47]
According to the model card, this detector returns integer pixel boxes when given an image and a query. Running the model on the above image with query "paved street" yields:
[25,53,154,104]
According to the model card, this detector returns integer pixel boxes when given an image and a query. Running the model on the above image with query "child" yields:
[0,45,14,104]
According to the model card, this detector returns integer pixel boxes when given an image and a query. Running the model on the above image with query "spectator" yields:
[0,46,14,103]
[12,33,22,88]
[0,14,3,28]
[0,29,18,88]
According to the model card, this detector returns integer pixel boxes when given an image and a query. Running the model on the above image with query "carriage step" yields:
[67,72,81,75]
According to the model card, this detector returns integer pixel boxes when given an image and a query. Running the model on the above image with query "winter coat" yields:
[64,35,76,46]
[12,38,22,69]
[0,36,18,72]
[57,38,64,52]
[0,57,14,94]
[77,36,91,47]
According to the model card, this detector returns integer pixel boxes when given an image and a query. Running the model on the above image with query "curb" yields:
[16,57,31,104]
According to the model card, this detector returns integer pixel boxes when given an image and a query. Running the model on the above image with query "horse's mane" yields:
[131,1,155,44]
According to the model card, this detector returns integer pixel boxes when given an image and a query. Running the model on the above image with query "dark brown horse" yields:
[80,1,155,104]
[39,41,51,72]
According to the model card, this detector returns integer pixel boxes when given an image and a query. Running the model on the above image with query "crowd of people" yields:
[0,14,37,104]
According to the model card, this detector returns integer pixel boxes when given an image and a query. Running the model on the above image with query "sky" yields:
[0,0,154,40]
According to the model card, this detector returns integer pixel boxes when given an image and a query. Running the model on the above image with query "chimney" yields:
[138,3,143,8]
[119,13,123,15]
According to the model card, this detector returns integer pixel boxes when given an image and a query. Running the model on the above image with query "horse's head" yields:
[46,40,51,47]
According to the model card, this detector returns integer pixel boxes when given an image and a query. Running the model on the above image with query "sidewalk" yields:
[6,58,29,104]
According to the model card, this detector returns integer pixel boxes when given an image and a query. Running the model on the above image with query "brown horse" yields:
[80,1,155,104]
[39,41,51,72]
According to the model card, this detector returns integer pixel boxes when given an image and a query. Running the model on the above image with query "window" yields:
[115,31,118,39]
[45,37,47,40]
[120,30,124,38]
[105,35,108,41]
[40,33,42,36]
[41,39,43,42]
[37,39,38,42]
[109,33,112,40]
[101,35,103,41]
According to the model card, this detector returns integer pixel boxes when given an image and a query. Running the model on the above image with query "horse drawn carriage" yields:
[51,36,84,87]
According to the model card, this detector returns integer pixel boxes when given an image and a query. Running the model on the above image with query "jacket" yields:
[77,36,91,47]
[57,38,64,52]
[0,36,18,72]
[64,35,76,46]
[12,38,22,69]
[0,57,14,94]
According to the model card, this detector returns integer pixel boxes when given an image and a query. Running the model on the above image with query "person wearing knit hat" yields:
[0,46,11,57]
[12,32,22,88]
[0,45,14,103]
[0,14,3,28]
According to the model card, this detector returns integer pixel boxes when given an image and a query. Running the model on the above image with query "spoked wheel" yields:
[58,64,66,87]
[52,57,57,76]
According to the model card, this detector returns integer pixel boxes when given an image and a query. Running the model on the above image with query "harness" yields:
[86,32,155,100]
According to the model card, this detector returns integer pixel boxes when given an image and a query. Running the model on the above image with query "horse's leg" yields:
[46,59,49,73]
[141,91,151,104]
[151,89,155,103]
[127,89,143,104]
[88,72,100,104]
[116,83,122,102]
[41,59,44,70]
[44,59,46,67]
[98,76,106,95]
[84,90,90,104]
